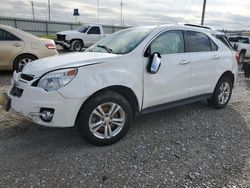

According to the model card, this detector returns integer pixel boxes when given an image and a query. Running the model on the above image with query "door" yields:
[0,29,24,70]
[143,30,191,109]
[85,26,102,47]
[184,31,219,96]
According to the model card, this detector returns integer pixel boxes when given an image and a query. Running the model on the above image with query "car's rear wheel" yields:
[77,91,133,146]
[13,54,37,73]
[209,77,233,109]
[239,51,245,64]
[71,40,83,52]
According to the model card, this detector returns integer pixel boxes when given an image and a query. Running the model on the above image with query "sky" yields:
[1,0,250,30]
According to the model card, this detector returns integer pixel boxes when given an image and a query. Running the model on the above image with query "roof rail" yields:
[184,24,211,30]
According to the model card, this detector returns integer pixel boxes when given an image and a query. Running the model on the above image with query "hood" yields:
[22,52,119,77]
[57,30,80,35]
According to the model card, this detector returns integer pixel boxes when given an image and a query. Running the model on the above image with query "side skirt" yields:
[138,93,213,116]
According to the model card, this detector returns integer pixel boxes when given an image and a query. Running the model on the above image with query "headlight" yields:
[37,68,77,91]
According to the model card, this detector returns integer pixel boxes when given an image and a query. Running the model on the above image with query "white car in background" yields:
[5,24,238,145]
[0,24,58,72]
[56,24,111,51]
[228,36,250,63]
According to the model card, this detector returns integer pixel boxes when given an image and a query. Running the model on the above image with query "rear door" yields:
[184,30,219,96]
[0,29,24,70]
[85,26,102,47]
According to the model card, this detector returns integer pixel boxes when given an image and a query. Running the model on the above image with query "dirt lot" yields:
[0,70,250,188]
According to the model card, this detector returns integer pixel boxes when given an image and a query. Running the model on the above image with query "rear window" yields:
[185,31,215,52]
[88,26,101,35]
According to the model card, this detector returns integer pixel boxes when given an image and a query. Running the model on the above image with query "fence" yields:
[0,17,127,36]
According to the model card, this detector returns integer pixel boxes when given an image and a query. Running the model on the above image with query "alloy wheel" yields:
[89,102,126,139]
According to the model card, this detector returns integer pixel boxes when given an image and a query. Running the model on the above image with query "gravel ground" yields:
[0,70,250,188]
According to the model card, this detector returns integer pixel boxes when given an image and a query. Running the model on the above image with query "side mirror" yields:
[148,52,161,74]
[233,43,238,51]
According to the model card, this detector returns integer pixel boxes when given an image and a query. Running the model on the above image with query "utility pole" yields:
[48,0,51,21]
[97,0,99,23]
[201,0,207,25]
[120,0,123,26]
[30,1,35,20]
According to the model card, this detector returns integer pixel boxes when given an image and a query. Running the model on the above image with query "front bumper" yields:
[55,40,71,48]
[7,73,83,127]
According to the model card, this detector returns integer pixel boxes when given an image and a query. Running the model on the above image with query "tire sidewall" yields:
[239,52,245,64]
[212,77,233,109]
[77,91,133,146]
[72,40,83,52]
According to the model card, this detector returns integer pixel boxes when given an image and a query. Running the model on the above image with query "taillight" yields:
[235,52,240,64]
[45,43,56,49]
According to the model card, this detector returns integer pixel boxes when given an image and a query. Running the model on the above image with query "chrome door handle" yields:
[179,60,190,65]
[12,43,21,47]
[213,55,220,60]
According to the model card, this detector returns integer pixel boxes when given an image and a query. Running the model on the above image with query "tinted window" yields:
[228,37,238,42]
[88,26,101,34]
[0,29,20,41]
[150,30,185,54]
[238,37,249,44]
[185,31,211,52]
[210,39,218,51]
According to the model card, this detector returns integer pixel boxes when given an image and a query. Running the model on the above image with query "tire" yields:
[77,91,133,146]
[209,77,233,109]
[239,51,245,65]
[71,40,83,52]
[13,54,37,73]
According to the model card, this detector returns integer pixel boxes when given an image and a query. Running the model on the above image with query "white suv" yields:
[5,25,238,145]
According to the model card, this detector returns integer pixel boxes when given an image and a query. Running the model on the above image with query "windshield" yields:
[88,28,153,54]
[77,25,90,33]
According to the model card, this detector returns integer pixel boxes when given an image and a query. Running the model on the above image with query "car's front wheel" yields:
[71,40,83,52]
[209,77,233,109]
[77,91,133,146]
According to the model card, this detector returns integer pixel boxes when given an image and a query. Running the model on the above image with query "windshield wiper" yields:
[97,45,113,53]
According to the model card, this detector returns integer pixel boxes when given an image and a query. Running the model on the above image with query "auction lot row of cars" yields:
[0,23,248,145]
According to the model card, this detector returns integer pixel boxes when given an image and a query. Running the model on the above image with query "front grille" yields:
[20,74,34,81]
[11,85,23,97]
[57,34,66,41]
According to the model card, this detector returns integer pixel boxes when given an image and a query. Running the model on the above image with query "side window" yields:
[185,31,212,52]
[87,26,101,35]
[150,30,185,54]
[210,39,218,51]
[238,37,249,44]
[0,29,20,41]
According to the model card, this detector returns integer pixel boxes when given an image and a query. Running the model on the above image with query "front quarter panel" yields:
[57,56,143,109]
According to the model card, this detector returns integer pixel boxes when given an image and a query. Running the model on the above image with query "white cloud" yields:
[0,0,250,30]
